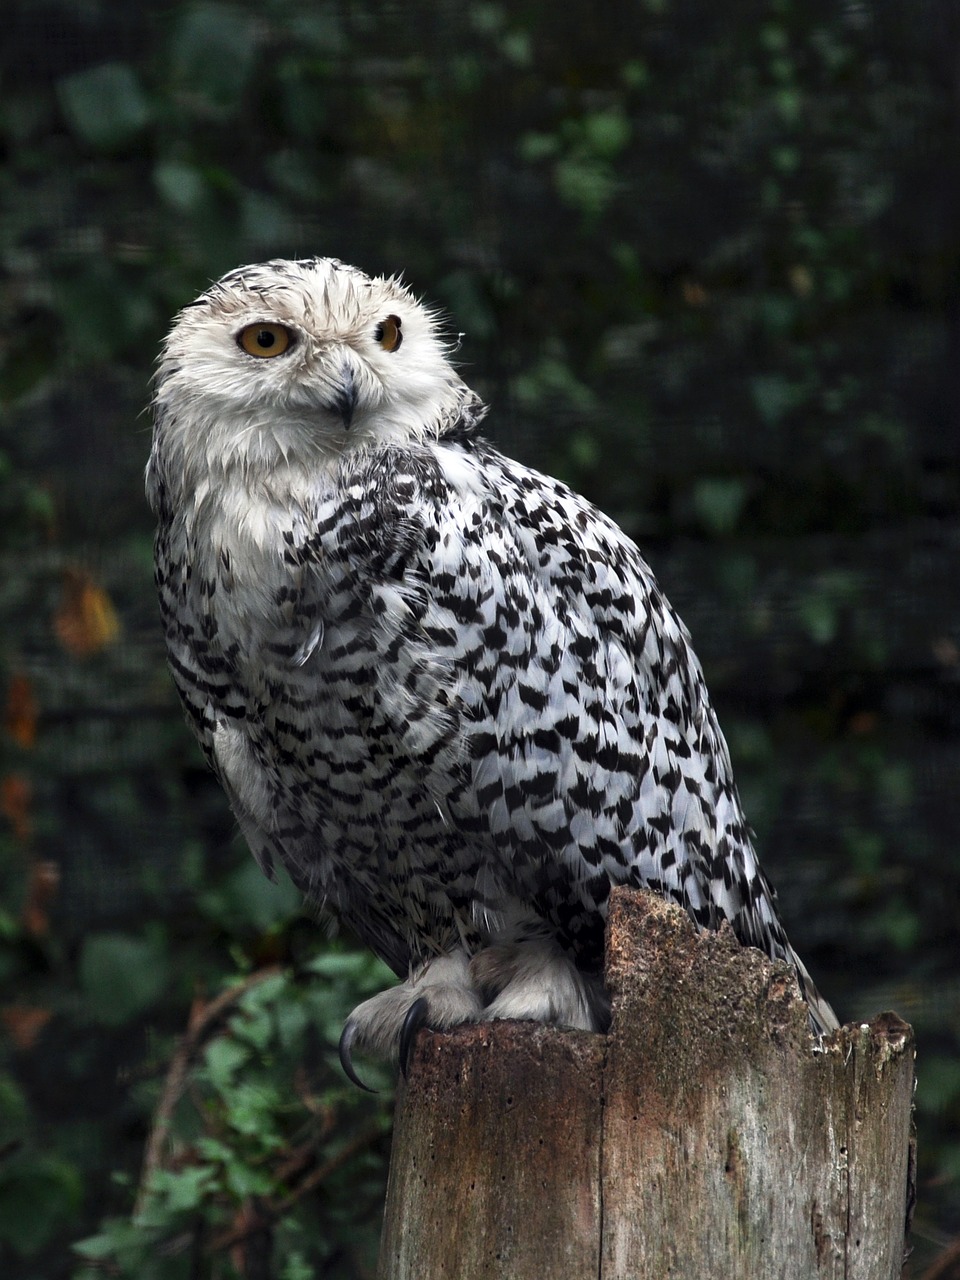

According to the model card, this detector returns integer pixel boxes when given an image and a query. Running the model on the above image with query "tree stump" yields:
[378,888,915,1280]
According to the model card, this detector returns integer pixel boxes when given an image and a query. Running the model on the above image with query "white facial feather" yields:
[150,257,465,489]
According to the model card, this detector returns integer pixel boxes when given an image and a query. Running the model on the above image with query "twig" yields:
[207,1121,385,1255]
[134,966,282,1217]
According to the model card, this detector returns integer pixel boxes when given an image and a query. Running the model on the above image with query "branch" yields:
[134,966,282,1217]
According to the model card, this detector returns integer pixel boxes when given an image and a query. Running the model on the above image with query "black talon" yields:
[338,1020,377,1093]
[399,997,431,1079]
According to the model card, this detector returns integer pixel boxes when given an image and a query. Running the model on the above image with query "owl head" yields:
[151,258,468,483]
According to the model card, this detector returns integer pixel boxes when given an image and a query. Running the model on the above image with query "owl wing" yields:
[405,438,838,1032]
[382,439,794,974]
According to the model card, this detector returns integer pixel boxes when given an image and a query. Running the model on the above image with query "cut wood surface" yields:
[378,889,915,1280]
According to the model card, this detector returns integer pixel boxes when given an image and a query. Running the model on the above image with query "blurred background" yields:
[1,1,958,1276]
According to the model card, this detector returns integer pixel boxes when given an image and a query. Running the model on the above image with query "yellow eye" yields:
[237,323,293,358]
[374,314,403,352]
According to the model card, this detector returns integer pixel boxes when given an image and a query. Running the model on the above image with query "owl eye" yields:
[237,323,294,358]
[374,314,403,352]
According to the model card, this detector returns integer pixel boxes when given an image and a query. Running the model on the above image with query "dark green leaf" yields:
[57,64,150,149]
[171,3,260,117]
[79,933,170,1026]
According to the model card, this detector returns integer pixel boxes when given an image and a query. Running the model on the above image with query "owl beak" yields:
[330,362,359,429]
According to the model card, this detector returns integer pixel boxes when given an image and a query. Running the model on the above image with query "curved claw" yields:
[338,1019,377,1093]
[399,996,431,1079]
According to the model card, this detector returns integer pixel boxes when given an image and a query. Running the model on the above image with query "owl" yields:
[147,257,838,1083]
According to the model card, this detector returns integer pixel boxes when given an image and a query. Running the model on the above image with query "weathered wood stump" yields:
[378,888,914,1280]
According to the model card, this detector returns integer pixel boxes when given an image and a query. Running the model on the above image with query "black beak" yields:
[332,363,359,430]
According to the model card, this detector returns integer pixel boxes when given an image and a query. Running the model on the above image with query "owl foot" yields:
[471,939,606,1032]
[338,949,483,1088]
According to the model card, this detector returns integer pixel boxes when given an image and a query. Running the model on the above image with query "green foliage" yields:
[0,1153,83,1256]
[0,0,956,1274]
[169,4,261,117]
[690,478,751,537]
[79,932,171,1026]
[57,64,151,151]
[74,950,393,1278]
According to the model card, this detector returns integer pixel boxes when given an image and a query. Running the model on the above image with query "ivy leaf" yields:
[171,3,260,117]
[691,477,749,535]
[0,1154,83,1255]
[57,63,150,149]
[79,933,170,1026]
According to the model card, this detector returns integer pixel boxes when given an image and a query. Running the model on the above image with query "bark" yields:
[378,889,915,1280]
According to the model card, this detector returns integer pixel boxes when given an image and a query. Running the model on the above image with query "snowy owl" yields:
[146,257,838,1083]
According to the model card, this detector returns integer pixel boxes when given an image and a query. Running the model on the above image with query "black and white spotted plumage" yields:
[147,257,838,1061]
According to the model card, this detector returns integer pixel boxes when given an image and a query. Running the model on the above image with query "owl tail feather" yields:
[792,951,841,1037]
